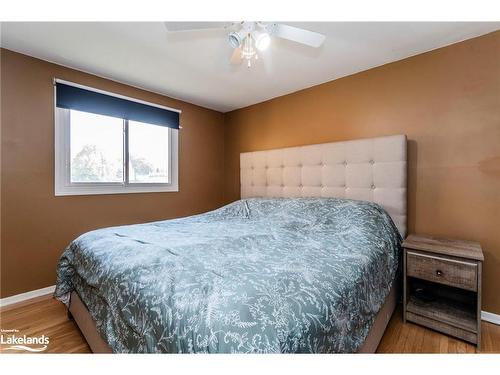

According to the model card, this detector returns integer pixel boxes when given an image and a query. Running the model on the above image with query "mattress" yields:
[54,198,401,353]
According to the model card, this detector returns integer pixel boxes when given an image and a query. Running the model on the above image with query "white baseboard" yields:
[481,310,500,325]
[1,285,500,327]
[0,285,55,308]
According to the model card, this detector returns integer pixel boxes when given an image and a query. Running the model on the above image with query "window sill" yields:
[55,183,179,196]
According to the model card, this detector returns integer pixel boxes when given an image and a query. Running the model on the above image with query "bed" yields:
[54,134,407,353]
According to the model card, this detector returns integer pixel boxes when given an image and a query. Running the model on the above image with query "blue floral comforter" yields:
[54,198,401,353]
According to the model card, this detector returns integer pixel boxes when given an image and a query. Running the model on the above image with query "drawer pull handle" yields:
[436,270,443,277]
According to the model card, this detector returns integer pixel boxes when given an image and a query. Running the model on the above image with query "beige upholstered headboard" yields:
[240,135,407,237]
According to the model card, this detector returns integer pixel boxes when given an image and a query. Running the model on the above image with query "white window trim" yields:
[54,107,179,196]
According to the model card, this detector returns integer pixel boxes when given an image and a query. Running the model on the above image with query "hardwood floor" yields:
[0,296,90,353]
[377,307,500,353]
[1,297,499,353]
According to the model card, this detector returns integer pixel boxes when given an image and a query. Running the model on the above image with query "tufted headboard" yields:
[240,135,407,237]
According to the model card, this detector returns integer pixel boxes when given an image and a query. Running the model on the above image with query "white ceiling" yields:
[1,22,498,112]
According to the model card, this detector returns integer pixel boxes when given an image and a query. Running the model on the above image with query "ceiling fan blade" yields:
[164,22,231,32]
[268,24,325,48]
[230,48,242,65]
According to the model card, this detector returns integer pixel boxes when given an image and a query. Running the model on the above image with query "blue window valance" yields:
[55,81,180,129]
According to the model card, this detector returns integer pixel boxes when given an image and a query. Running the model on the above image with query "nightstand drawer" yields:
[406,251,477,291]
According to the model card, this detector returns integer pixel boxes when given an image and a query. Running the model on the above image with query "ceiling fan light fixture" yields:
[254,32,271,51]
[228,29,248,48]
[223,22,325,69]
[228,32,241,48]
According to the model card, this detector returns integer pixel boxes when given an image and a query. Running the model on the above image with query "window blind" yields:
[55,81,180,129]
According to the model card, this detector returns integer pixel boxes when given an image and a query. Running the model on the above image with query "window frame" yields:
[54,83,179,196]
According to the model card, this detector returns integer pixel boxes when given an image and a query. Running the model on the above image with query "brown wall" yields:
[0,49,225,298]
[1,32,500,314]
[224,31,500,313]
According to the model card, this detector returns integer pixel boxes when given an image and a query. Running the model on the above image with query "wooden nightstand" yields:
[402,234,484,349]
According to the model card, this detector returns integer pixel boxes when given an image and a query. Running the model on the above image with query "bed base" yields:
[358,283,398,353]
[68,282,398,354]
[69,291,113,353]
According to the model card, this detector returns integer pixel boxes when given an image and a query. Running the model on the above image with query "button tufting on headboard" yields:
[240,134,407,237]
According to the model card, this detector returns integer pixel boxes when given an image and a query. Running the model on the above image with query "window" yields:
[69,110,124,183]
[128,120,170,184]
[55,80,179,196]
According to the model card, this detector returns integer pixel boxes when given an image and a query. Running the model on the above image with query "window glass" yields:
[128,120,169,183]
[70,110,124,183]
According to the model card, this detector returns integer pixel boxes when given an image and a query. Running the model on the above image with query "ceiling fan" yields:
[164,22,326,68]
